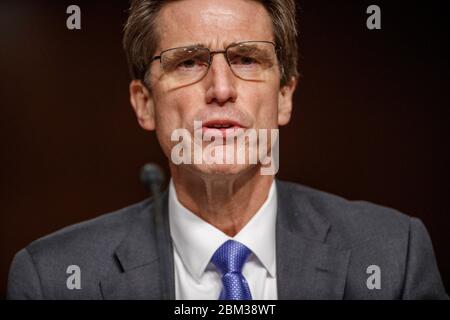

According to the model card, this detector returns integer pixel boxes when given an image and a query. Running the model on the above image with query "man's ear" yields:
[278,76,297,126]
[129,80,155,131]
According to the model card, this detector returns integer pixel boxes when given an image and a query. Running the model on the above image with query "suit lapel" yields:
[99,180,351,300]
[276,181,351,299]
[100,191,176,300]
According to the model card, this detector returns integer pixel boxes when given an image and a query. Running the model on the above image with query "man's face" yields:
[131,0,296,177]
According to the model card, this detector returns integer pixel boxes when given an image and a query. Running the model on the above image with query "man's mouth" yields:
[201,120,244,136]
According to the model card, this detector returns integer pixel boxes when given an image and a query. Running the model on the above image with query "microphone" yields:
[139,163,171,299]
[140,163,165,197]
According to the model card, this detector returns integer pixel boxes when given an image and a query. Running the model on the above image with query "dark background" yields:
[1,0,449,299]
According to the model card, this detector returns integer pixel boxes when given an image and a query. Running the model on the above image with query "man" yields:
[7,0,448,300]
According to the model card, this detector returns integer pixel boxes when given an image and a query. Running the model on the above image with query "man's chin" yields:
[182,163,258,178]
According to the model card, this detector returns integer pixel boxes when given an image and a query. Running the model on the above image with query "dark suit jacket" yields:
[7,180,449,299]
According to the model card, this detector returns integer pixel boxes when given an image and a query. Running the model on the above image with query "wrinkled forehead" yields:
[155,0,274,52]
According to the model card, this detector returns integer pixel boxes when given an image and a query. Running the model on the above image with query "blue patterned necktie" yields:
[211,240,253,300]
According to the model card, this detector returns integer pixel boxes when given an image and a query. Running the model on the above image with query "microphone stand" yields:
[140,163,172,299]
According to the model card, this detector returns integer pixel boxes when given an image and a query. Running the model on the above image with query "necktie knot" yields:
[211,240,252,274]
[211,240,253,300]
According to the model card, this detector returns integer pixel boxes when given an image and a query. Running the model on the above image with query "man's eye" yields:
[176,58,208,70]
[178,59,196,68]
[231,55,259,65]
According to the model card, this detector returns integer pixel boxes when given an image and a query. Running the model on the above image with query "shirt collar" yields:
[168,179,277,281]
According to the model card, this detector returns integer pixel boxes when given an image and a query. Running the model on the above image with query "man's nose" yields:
[204,53,237,106]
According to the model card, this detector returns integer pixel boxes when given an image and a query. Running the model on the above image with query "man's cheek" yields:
[254,102,279,129]
[154,114,176,150]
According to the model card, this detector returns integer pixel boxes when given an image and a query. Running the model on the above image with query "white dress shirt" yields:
[168,179,278,300]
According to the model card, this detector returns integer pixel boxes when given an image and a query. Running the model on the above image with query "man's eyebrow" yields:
[174,41,256,50]
[161,43,206,51]
[185,42,207,48]
[181,42,240,49]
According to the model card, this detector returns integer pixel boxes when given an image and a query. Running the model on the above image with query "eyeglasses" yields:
[150,41,280,88]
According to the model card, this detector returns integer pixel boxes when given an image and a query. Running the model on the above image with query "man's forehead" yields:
[155,0,274,50]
